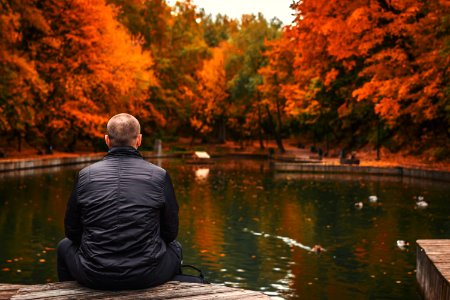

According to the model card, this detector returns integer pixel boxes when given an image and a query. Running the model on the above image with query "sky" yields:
[168,0,296,25]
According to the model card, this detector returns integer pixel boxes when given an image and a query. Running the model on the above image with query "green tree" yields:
[226,14,282,148]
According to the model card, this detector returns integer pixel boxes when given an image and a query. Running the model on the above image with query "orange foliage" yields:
[1,0,157,149]
[288,0,449,132]
[191,43,229,134]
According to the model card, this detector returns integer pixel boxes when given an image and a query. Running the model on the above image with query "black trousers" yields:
[57,238,182,290]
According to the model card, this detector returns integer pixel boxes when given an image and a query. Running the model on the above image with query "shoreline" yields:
[0,151,449,182]
[271,161,450,182]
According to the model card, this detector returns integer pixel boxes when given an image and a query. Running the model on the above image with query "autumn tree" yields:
[286,0,449,157]
[109,0,210,140]
[201,13,238,48]
[1,0,156,152]
[258,28,299,152]
[190,43,229,142]
[226,14,282,148]
[0,0,46,151]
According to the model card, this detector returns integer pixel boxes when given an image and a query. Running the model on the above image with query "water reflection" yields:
[0,158,448,299]
[195,168,210,182]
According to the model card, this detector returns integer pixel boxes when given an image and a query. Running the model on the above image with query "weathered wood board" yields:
[417,239,450,300]
[0,281,269,299]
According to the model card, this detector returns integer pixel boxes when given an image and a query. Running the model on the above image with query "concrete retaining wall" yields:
[1,154,449,182]
[271,162,450,182]
[0,155,104,172]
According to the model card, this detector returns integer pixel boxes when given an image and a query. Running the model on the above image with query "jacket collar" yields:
[105,146,143,158]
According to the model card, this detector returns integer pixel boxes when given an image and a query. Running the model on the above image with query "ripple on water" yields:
[263,291,279,296]
[223,281,241,288]
[271,283,290,291]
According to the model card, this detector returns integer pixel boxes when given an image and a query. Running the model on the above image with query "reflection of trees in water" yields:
[0,159,448,298]
[0,170,73,283]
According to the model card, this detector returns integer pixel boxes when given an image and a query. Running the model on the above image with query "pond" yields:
[0,158,449,299]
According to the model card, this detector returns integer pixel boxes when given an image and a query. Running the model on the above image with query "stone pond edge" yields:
[0,152,449,182]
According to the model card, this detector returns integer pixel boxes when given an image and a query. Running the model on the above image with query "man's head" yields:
[105,113,142,149]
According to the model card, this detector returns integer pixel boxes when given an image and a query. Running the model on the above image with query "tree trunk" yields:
[257,105,265,150]
[265,104,285,153]
[217,116,226,144]
[376,117,381,160]
[274,96,285,153]
[16,131,22,152]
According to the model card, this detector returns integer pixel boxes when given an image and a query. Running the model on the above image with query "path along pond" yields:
[0,158,449,299]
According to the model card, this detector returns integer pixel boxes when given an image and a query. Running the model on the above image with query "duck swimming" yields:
[354,202,363,209]
[416,200,429,208]
[397,240,410,250]
[369,195,378,202]
[311,245,326,254]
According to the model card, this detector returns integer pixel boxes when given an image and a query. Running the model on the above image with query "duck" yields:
[369,195,378,202]
[311,245,326,254]
[354,202,363,209]
[397,240,410,249]
[416,200,429,208]
[417,195,424,201]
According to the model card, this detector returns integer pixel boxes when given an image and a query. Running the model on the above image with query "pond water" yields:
[0,158,449,299]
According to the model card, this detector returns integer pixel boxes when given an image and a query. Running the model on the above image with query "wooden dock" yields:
[0,281,269,299]
[416,240,450,300]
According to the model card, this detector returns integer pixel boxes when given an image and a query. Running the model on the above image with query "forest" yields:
[1,0,449,160]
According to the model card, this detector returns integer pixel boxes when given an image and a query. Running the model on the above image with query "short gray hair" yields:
[106,113,141,147]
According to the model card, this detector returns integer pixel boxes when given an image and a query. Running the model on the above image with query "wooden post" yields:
[416,240,450,300]
[154,139,162,155]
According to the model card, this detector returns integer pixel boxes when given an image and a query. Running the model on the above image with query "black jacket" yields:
[64,147,179,282]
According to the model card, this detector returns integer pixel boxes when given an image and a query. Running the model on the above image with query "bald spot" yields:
[107,113,141,147]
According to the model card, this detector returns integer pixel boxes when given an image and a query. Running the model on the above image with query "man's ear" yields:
[105,135,111,149]
[136,134,142,148]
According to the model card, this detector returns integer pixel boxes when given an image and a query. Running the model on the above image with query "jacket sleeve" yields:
[160,172,179,243]
[64,175,82,244]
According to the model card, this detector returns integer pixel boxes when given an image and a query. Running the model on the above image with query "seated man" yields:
[57,113,181,290]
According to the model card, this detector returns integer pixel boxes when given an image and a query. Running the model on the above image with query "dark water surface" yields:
[0,158,449,299]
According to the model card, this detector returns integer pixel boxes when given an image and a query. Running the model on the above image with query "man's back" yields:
[63,146,179,289]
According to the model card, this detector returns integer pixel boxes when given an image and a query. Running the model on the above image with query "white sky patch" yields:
[167,0,296,25]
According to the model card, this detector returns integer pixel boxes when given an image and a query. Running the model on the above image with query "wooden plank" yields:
[115,285,248,299]
[416,240,450,300]
[137,285,261,299]
[166,290,269,300]
[0,284,26,300]
[0,285,27,291]
[424,251,450,256]
[7,281,269,299]
[416,240,450,246]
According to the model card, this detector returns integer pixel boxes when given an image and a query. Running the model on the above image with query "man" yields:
[57,113,181,290]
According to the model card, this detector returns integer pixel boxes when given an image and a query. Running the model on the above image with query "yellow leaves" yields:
[190,117,212,134]
[189,42,229,134]
[280,83,321,118]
